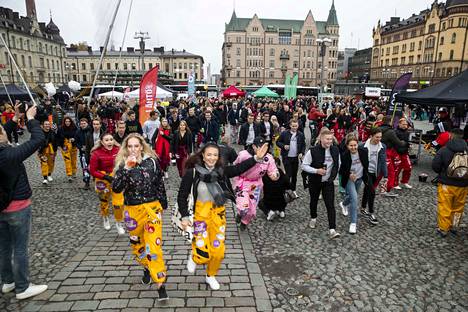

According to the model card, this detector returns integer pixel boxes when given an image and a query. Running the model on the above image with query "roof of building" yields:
[67,48,204,60]
[446,0,468,8]
[326,0,339,25]
[380,10,429,33]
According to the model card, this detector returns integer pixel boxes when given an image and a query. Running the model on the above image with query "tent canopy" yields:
[222,85,245,98]
[395,69,468,106]
[0,84,37,102]
[98,91,124,99]
[252,86,279,98]
[126,86,172,99]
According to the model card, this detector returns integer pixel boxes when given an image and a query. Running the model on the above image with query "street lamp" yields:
[316,37,332,93]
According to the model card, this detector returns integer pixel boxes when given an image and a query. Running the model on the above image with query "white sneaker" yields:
[2,282,15,293]
[393,185,402,190]
[42,179,48,185]
[103,217,111,230]
[205,275,220,290]
[340,202,349,216]
[267,210,276,221]
[349,223,357,234]
[115,222,125,235]
[329,229,341,239]
[47,176,53,182]
[401,183,413,189]
[279,211,285,218]
[293,191,299,199]
[187,254,197,274]
[309,218,317,229]
[164,172,169,179]
[16,284,48,300]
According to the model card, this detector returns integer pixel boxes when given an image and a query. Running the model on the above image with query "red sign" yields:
[139,65,159,124]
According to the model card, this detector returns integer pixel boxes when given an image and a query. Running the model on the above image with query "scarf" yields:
[195,164,226,207]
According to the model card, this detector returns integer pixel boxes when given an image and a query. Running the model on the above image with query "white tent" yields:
[126,87,172,99]
[98,91,124,99]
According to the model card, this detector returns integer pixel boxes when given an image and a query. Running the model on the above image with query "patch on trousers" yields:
[129,235,140,245]
[96,181,107,191]
[219,226,225,233]
[202,231,208,238]
[156,238,161,246]
[195,248,210,259]
[193,221,207,235]
[216,233,225,241]
[145,244,157,261]
[145,224,155,233]
[196,239,205,248]
[213,240,221,248]
[157,272,166,279]
[124,211,138,231]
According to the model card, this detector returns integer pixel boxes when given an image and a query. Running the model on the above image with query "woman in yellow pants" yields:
[112,133,169,301]
[58,117,78,182]
[177,141,268,290]
[89,133,125,234]
[38,120,57,185]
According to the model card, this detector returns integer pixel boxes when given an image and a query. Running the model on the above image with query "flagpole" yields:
[0,35,37,106]
[0,72,13,105]
[87,0,122,107]
[112,0,133,93]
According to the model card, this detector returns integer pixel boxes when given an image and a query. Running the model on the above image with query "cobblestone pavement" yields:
[1,121,467,311]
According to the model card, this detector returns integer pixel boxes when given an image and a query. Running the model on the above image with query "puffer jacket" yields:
[432,138,468,187]
[381,124,407,150]
[112,156,168,208]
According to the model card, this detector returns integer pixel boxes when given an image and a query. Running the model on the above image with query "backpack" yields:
[447,151,468,179]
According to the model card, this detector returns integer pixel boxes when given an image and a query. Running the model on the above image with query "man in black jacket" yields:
[394,118,412,190]
[125,110,143,135]
[75,118,93,190]
[277,103,292,129]
[238,114,260,148]
[259,111,274,146]
[0,104,48,299]
[276,120,306,196]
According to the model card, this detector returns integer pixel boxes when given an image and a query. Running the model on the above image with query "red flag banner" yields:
[139,65,158,124]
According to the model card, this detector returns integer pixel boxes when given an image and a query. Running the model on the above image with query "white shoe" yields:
[2,282,15,293]
[16,143,20,146]
[329,229,341,239]
[267,210,276,221]
[164,172,169,179]
[47,176,53,182]
[340,202,349,216]
[16,284,48,300]
[103,217,111,230]
[187,255,196,274]
[42,179,48,185]
[205,275,220,290]
[401,183,413,189]
[349,223,357,234]
[293,191,299,199]
[115,222,125,235]
[309,218,317,229]
[279,211,285,218]
[393,185,402,190]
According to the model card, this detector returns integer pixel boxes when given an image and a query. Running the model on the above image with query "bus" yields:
[241,84,319,97]
[167,84,218,98]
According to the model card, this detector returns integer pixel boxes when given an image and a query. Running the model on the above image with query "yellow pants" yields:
[61,139,77,177]
[437,184,468,232]
[124,201,166,284]
[191,201,226,277]
[95,177,124,222]
[39,143,55,177]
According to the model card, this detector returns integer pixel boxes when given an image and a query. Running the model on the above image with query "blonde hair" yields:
[113,133,156,173]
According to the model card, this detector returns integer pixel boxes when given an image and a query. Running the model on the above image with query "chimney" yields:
[87,46,92,53]
[25,0,37,20]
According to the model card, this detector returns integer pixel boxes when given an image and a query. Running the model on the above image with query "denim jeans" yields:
[343,178,363,224]
[0,206,31,293]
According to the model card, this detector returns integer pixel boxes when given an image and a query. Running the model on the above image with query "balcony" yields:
[225,42,232,47]
[280,53,289,60]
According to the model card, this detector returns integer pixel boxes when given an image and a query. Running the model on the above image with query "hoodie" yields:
[432,138,468,187]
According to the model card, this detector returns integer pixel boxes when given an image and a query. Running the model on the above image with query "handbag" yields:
[171,170,195,242]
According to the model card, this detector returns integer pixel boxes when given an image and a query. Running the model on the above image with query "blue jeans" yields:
[0,206,31,293]
[343,179,363,224]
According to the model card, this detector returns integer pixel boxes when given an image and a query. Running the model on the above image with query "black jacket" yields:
[125,120,143,135]
[57,126,77,148]
[276,130,306,158]
[0,119,45,201]
[432,138,468,187]
[238,122,260,146]
[259,121,274,142]
[227,108,240,126]
[112,156,168,208]
[185,115,201,135]
[177,157,257,218]
[339,147,369,188]
[74,127,95,159]
[277,110,292,128]
[39,130,58,154]
[171,131,193,154]
[303,144,340,184]
[395,127,410,154]
[381,124,407,150]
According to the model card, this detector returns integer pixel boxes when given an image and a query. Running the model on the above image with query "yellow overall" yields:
[191,201,227,277]
[124,201,166,284]
[39,143,55,177]
[437,184,468,232]
[95,172,124,222]
[61,138,78,177]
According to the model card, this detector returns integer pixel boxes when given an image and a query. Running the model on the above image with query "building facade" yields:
[336,48,357,80]
[66,46,204,86]
[371,0,468,89]
[221,1,339,88]
[348,47,372,82]
[0,2,67,86]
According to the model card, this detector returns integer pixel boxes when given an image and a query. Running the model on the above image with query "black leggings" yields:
[284,157,299,191]
[308,181,336,229]
[362,173,378,213]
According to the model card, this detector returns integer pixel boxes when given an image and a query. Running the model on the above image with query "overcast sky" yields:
[4,0,436,76]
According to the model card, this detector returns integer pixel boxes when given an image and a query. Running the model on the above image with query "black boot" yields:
[141,268,151,285]
[157,285,169,301]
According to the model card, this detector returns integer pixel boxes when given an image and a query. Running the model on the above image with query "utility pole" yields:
[134,31,150,72]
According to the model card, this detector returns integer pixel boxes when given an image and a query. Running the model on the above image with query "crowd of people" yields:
[0,93,466,301]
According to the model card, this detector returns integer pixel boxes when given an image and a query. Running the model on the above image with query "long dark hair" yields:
[61,116,77,131]
[185,142,224,169]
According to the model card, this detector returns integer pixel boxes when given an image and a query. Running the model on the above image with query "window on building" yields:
[425,37,435,48]
[184,73,188,79]
[410,42,415,51]
[293,61,298,68]
[451,33,456,44]
[52,60,55,70]
[402,44,406,53]
[449,50,454,60]
[236,48,241,56]
[268,37,273,44]
[106,63,110,70]
[236,59,241,67]
[236,70,240,78]
[28,56,32,67]
[418,41,422,50]
[81,63,86,70]
[253,27,258,32]
[113,63,118,70]
[269,71,274,78]
[438,52,442,61]
[21,55,25,67]
[90,63,95,70]
[278,32,291,45]
[82,74,87,82]
[417,55,421,63]
[401,57,405,65]
[46,59,50,69]
[386,47,390,55]
[179,63,182,69]
[428,24,435,33]
[132,63,136,70]
[392,46,399,54]
[374,39,379,45]
[409,56,414,64]
[236,36,241,43]
[11,36,16,49]
[440,37,444,45]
